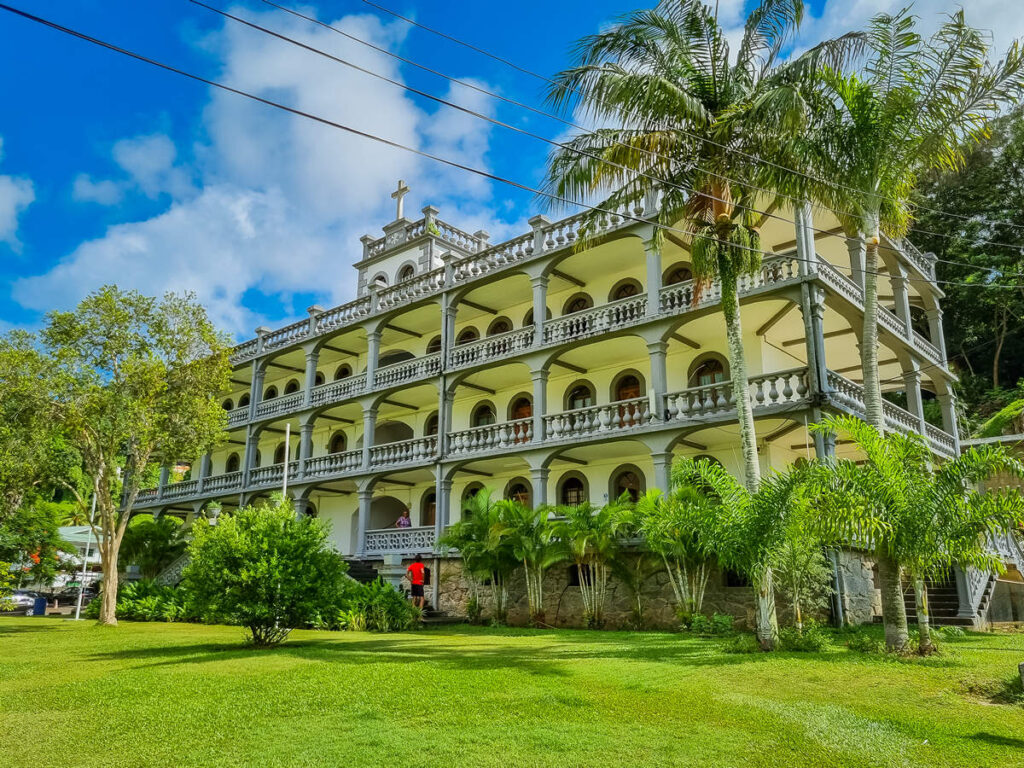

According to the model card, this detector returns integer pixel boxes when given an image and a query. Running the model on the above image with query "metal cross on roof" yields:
[391,179,410,220]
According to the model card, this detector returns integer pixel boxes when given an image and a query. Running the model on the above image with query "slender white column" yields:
[356,488,373,556]
[647,340,668,418]
[361,406,377,470]
[644,238,662,317]
[298,421,314,476]
[890,264,912,333]
[249,359,265,420]
[365,328,381,388]
[651,451,673,494]
[846,235,866,290]
[530,275,548,346]
[794,201,818,276]
[531,368,548,443]
[903,367,927,434]
[938,393,959,449]
[302,346,319,408]
[530,467,549,507]
[927,308,948,361]
[799,284,829,395]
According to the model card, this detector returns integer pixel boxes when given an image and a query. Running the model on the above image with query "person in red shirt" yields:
[405,555,426,609]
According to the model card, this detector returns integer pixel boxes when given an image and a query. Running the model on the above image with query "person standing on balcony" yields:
[406,554,426,610]
[394,508,412,528]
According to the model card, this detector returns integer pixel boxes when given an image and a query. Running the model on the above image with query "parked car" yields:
[7,591,38,609]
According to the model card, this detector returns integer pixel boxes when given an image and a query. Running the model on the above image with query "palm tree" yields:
[790,10,1024,430]
[438,489,518,623]
[671,457,807,649]
[554,496,630,627]
[500,501,566,626]
[634,488,714,624]
[544,0,857,491]
[808,414,1024,653]
[118,513,186,579]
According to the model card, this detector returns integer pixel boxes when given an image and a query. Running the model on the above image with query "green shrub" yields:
[779,621,831,652]
[686,612,736,636]
[337,578,419,632]
[183,501,350,646]
[82,578,193,622]
[711,613,736,635]
[846,630,885,654]
[688,614,712,634]
[723,633,761,654]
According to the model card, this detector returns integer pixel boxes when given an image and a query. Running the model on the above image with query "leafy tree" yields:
[809,414,1024,653]
[0,501,72,587]
[609,497,663,628]
[912,108,1024,399]
[771,527,833,634]
[635,488,714,623]
[183,499,349,646]
[671,458,806,650]
[795,9,1024,431]
[544,0,856,491]
[35,285,232,625]
[118,514,187,580]
[499,501,565,626]
[553,496,629,628]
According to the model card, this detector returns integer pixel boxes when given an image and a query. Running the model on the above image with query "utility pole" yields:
[74,492,98,621]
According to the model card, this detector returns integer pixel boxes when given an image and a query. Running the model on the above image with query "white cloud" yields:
[0,137,35,250]
[72,174,124,206]
[14,7,511,337]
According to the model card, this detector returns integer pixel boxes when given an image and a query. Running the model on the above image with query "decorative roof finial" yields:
[391,179,410,220]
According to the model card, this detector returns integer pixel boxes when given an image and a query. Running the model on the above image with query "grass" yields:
[1,618,1022,767]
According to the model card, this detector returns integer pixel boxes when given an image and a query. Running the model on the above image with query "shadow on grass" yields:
[82,624,889,677]
[970,732,1024,748]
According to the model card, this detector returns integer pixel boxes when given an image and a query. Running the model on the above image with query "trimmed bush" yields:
[335,578,421,632]
[779,621,831,652]
[846,631,885,654]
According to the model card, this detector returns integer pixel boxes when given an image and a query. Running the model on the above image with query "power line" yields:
[2,3,1020,293]
[357,0,1024,238]
[195,1,1024,285]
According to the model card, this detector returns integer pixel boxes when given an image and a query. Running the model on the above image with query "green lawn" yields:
[1,618,1022,767]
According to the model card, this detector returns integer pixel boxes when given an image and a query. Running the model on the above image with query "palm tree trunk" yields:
[754,567,779,651]
[876,554,908,652]
[860,226,884,432]
[914,576,934,654]
[722,280,761,492]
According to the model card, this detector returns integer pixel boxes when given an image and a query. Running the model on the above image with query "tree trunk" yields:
[992,309,1007,389]
[860,229,884,432]
[876,554,908,652]
[97,541,119,626]
[754,567,779,651]
[722,281,761,492]
[914,576,934,654]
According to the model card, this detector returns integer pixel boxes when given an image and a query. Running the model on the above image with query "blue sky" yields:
[0,0,1017,338]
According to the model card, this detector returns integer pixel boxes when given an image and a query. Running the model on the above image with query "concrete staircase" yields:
[421,607,463,626]
[344,559,380,584]
[902,575,974,627]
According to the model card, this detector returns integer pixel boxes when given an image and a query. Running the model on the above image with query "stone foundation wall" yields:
[434,552,876,629]
[834,550,881,625]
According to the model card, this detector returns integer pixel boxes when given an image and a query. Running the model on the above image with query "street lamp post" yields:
[73,492,98,621]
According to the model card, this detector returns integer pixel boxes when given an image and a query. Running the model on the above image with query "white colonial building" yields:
[132,181,1015,625]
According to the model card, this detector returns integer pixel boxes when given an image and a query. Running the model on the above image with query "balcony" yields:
[364,525,437,555]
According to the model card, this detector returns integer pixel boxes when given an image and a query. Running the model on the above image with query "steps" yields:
[902,576,974,627]
[421,607,463,626]
[345,560,380,584]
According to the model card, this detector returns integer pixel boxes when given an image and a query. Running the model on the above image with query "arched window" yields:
[255,450,262,467]
[222,398,234,411]
[613,372,644,401]
[565,382,595,411]
[487,317,512,336]
[688,357,727,387]
[664,263,693,285]
[505,479,531,506]
[472,402,496,427]
[371,273,388,289]
[284,379,300,395]
[264,385,278,400]
[329,432,347,454]
[274,443,287,465]
[610,279,642,302]
[424,413,439,436]
[456,328,479,345]
[334,364,352,381]
[238,393,250,407]
[462,482,484,505]
[563,293,593,315]
[426,335,442,354]
[314,371,325,387]
[421,492,437,527]
[610,466,645,502]
[509,396,532,420]
[226,453,240,473]
[559,473,587,505]
[398,264,415,282]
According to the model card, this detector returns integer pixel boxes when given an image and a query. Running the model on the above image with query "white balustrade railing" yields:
[450,232,533,283]
[369,436,438,467]
[816,257,865,304]
[136,487,159,502]
[545,396,654,441]
[163,480,199,500]
[448,327,534,370]
[249,461,299,487]
[877,307,908,338]
[204,471,243,493]
[261,318,310,351]
[912,330,942,363]
[226,406,249,427]
[365,525,436,554]
[310,373,367,407]
[448,419,533,456]
[925,423,956,456]
[314,296,372,334]
[665,368,809,422]
[374,353,441,388]
[898,238,937,278]
[254,391,304,420]
[303,450,362,478]
[544,295,647,345]
[376,268,446,311]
